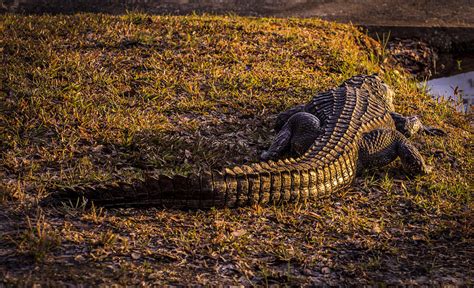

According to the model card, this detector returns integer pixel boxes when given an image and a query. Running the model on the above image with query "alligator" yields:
[46,74,445,208]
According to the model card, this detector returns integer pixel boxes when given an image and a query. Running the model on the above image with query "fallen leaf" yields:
[131,252,141,260]
[231,229,246,237]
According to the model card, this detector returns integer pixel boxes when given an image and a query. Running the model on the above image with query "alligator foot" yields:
[358,129,429,176]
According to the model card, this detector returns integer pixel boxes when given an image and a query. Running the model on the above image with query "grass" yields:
[0,13,473,285]
[14,210,61,262]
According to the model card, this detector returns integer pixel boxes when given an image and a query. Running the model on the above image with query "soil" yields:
[386,39,438,79]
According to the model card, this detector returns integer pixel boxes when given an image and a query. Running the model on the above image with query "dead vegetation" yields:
[0,13,472,285]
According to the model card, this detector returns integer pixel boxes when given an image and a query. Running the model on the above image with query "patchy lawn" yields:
[0,13,472,285]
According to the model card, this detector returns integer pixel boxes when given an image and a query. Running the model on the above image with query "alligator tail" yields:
[45,151,355,208]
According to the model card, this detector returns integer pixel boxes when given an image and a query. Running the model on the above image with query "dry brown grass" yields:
[1,13,472,285]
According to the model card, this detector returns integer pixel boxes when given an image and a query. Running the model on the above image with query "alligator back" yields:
[48,75,396,208]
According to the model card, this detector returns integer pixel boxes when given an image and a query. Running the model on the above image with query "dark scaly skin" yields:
[45,74,443,208]
[261,112,322,160]
[357,129,428,175]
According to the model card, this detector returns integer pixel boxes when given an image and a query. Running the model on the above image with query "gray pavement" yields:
[2,0,473,28]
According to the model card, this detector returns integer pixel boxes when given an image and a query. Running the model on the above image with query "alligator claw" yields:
[423,126,447,136]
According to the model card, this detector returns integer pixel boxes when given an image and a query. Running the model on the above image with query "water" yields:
[425,55,474,113]
[426,71,474,113]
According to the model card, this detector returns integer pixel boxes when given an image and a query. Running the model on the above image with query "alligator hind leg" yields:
[261,124,291,161]
[358,129,429,175]
[390,112,446,137]
[261,112,321,161]
[274,105,305,131]
[288,112,322,156]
